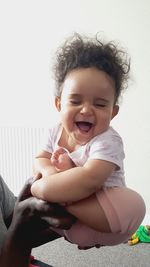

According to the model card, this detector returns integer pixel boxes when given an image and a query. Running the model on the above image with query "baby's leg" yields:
[51,147,75,171]
[66,194,111,233]
[54,187,145,248]
[66,187,146,235]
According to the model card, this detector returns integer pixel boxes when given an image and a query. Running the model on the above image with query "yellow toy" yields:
[128,225,150,245]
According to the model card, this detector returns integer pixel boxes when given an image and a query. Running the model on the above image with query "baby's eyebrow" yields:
[68,94,81,98]
[68,94,110,103]
[95,97,109,103]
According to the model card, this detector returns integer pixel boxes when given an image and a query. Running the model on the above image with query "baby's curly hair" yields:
[52,33,130,103]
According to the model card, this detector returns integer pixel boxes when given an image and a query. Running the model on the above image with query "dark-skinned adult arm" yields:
[0,177,76,267]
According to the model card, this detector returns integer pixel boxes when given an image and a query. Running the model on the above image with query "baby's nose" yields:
[80,104,92,114]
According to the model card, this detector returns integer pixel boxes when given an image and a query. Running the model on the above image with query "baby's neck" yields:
[59,129,81,153]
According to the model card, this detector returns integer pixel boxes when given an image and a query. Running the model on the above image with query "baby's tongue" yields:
[76,122,92,132]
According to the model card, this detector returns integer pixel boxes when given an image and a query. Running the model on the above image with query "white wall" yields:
[0,0,150,219]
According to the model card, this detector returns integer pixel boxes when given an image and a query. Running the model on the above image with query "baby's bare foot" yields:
[51,147,74,171]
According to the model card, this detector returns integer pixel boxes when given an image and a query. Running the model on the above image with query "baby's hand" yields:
[51,147,74,171]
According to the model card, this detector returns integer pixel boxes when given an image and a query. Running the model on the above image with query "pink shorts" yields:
[54,187,146,247]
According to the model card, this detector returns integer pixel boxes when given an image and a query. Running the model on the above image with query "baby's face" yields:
[55,67,119,147]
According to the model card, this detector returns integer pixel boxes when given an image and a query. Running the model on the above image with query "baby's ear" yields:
[55,97,61,111]
[111,105,119,119]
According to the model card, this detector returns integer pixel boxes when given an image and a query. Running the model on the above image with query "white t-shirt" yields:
[41,124,126,188]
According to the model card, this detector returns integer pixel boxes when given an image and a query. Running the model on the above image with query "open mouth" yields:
[75,121,93,132]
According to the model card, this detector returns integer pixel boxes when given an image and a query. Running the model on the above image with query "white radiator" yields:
[0,127,45,195]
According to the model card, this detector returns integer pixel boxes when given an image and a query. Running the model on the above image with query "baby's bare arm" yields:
[31,159,117,203]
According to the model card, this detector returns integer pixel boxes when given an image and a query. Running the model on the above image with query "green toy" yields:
[128,225,150,245]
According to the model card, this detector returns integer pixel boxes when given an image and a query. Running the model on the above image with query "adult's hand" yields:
[10,177,76,248]
[0,177,76,267]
